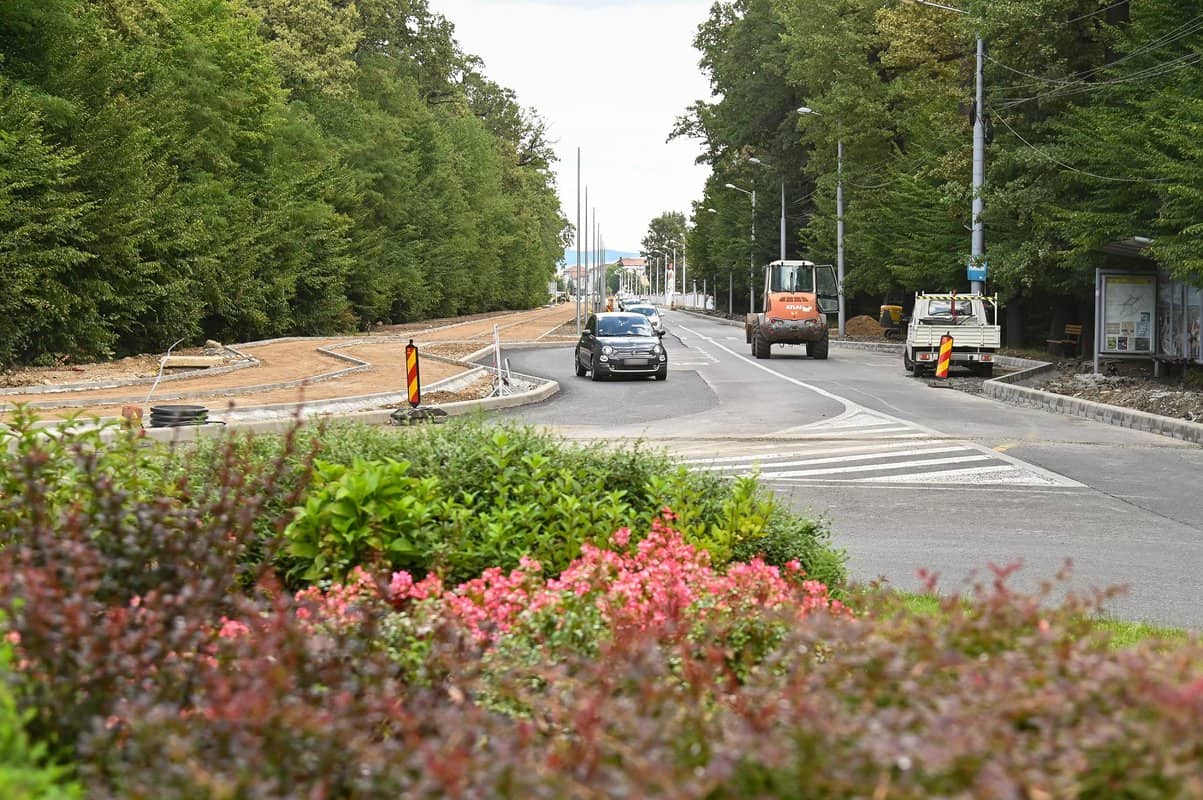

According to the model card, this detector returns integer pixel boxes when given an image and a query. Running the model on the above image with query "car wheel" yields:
[654,365,668,381]
[575,348,586,377]
[590,357,606,381]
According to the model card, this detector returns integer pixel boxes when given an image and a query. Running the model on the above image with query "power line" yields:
[989,12,1203,95]
[994,50,1201,109]
[1063,0,1128,26]
[992,111,1168,183]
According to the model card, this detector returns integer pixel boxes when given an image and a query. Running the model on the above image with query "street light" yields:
[705,207,733,313]
[724,183,756,312]
[648,249,667,300]
[672,239,688,308]
[797,106,845,337]
[748,157,786,261]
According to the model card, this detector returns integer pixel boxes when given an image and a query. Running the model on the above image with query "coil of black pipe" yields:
[149,405,209,428]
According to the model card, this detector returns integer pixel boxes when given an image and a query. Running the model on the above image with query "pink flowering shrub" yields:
[385,517,846,651]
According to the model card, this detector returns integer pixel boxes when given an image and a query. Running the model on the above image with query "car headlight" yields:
[652,344,663,354]
[601,345,614,355]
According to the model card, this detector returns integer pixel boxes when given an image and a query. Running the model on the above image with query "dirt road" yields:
[1,304,579,421]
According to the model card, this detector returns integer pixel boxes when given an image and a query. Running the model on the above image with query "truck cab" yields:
[745,260,838,359]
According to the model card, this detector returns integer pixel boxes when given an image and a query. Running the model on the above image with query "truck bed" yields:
[908,321,1000,349]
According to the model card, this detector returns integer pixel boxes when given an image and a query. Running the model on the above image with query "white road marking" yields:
[667,323,1083,488]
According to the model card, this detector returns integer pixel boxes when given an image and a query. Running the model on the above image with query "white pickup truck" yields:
[903,292,1000,377]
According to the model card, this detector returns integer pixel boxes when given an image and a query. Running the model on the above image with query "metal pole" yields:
[671,244,677,303]
[749,189,756,312]
[728,271,733,317]
[576,151,581,334]
[583,187,589,318]
[837,140,846,337]
[971,36,986,295]
[780,179,786,261]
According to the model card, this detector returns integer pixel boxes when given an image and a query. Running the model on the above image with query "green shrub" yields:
[276,419,844,587]
[0,617,80,800]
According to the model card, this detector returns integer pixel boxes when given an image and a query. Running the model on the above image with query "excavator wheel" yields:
[808,336,829,360]
[752,328,771,359]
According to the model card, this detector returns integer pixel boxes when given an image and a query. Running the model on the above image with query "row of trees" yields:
[668,0,1201,339]
[0,0,568,368]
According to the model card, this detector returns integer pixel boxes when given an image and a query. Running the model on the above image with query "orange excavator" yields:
[745,260,839,359]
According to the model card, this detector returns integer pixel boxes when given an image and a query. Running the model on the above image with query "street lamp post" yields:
[705,206,732,313]
[749,157,786,261]
[670,239,686,308]
[797,106,845,337]
[725,183,756,312]
[648,250,666,301]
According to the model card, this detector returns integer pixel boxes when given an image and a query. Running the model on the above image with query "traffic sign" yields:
[967,259,987,282]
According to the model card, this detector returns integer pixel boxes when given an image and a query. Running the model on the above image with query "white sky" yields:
[429,0,715,256]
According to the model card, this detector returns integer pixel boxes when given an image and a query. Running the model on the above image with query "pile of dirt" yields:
[1036,364,1203,422]
[845,314,885,337]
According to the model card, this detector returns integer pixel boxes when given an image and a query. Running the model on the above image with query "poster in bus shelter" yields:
[1156,276,1203,361]
[1101,274,1155,354]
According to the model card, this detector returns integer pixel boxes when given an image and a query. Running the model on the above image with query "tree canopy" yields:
[670,0,1200,331]
[0,0,568,368]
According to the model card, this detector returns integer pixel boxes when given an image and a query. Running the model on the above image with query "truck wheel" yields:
[575,348,586,377]
[752,329,771,359]
[903,348,914,372]
[808,336,829,360]
[975,363,994,378]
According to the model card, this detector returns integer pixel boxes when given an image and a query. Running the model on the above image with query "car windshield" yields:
[628,306,657,318]
[597,317,654,336]
[769,264,815,293]
[925,300,974,317]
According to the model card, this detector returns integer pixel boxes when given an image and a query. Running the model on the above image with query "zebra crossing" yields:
[670,408,1081,488]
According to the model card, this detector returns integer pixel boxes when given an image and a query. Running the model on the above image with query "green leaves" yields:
[0,0,566,368]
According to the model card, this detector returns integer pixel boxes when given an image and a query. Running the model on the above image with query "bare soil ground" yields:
[0,304,578,421]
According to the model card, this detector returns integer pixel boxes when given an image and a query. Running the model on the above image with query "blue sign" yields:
[967,260,987,282]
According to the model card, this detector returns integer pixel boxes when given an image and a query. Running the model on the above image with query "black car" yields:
[575,312,667,381]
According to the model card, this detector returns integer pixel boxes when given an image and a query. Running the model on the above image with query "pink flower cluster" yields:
[386,518,846,644]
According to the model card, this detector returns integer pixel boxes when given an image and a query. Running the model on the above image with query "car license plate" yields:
[625,358,649,366]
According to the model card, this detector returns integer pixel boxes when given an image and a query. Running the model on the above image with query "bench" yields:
[1047,323,1083,356]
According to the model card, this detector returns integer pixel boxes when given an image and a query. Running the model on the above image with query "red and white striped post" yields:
[935,335,953,379]
[405,339,421,408]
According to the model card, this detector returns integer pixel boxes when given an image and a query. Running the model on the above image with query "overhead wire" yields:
[989,12,1203,96]
[1062,0,1129,26]
[991,111,1169,183]
[994,50,1201,109]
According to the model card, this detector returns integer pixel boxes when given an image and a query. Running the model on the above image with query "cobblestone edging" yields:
[983,358,1203,445]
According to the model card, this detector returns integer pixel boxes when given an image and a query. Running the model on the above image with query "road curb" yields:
[672,308,1203,446]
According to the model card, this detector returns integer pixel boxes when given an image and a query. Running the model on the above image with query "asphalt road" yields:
[494,308,1203,629]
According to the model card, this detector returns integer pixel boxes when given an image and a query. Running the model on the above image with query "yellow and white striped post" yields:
[935,335,953,379]
[405,339,421,408]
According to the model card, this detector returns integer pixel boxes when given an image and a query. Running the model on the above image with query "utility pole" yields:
[780,180,786,261]
[836,140,845,337]
[970,35,986,295]
[750,190,756,312]
[576,150,581,334]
